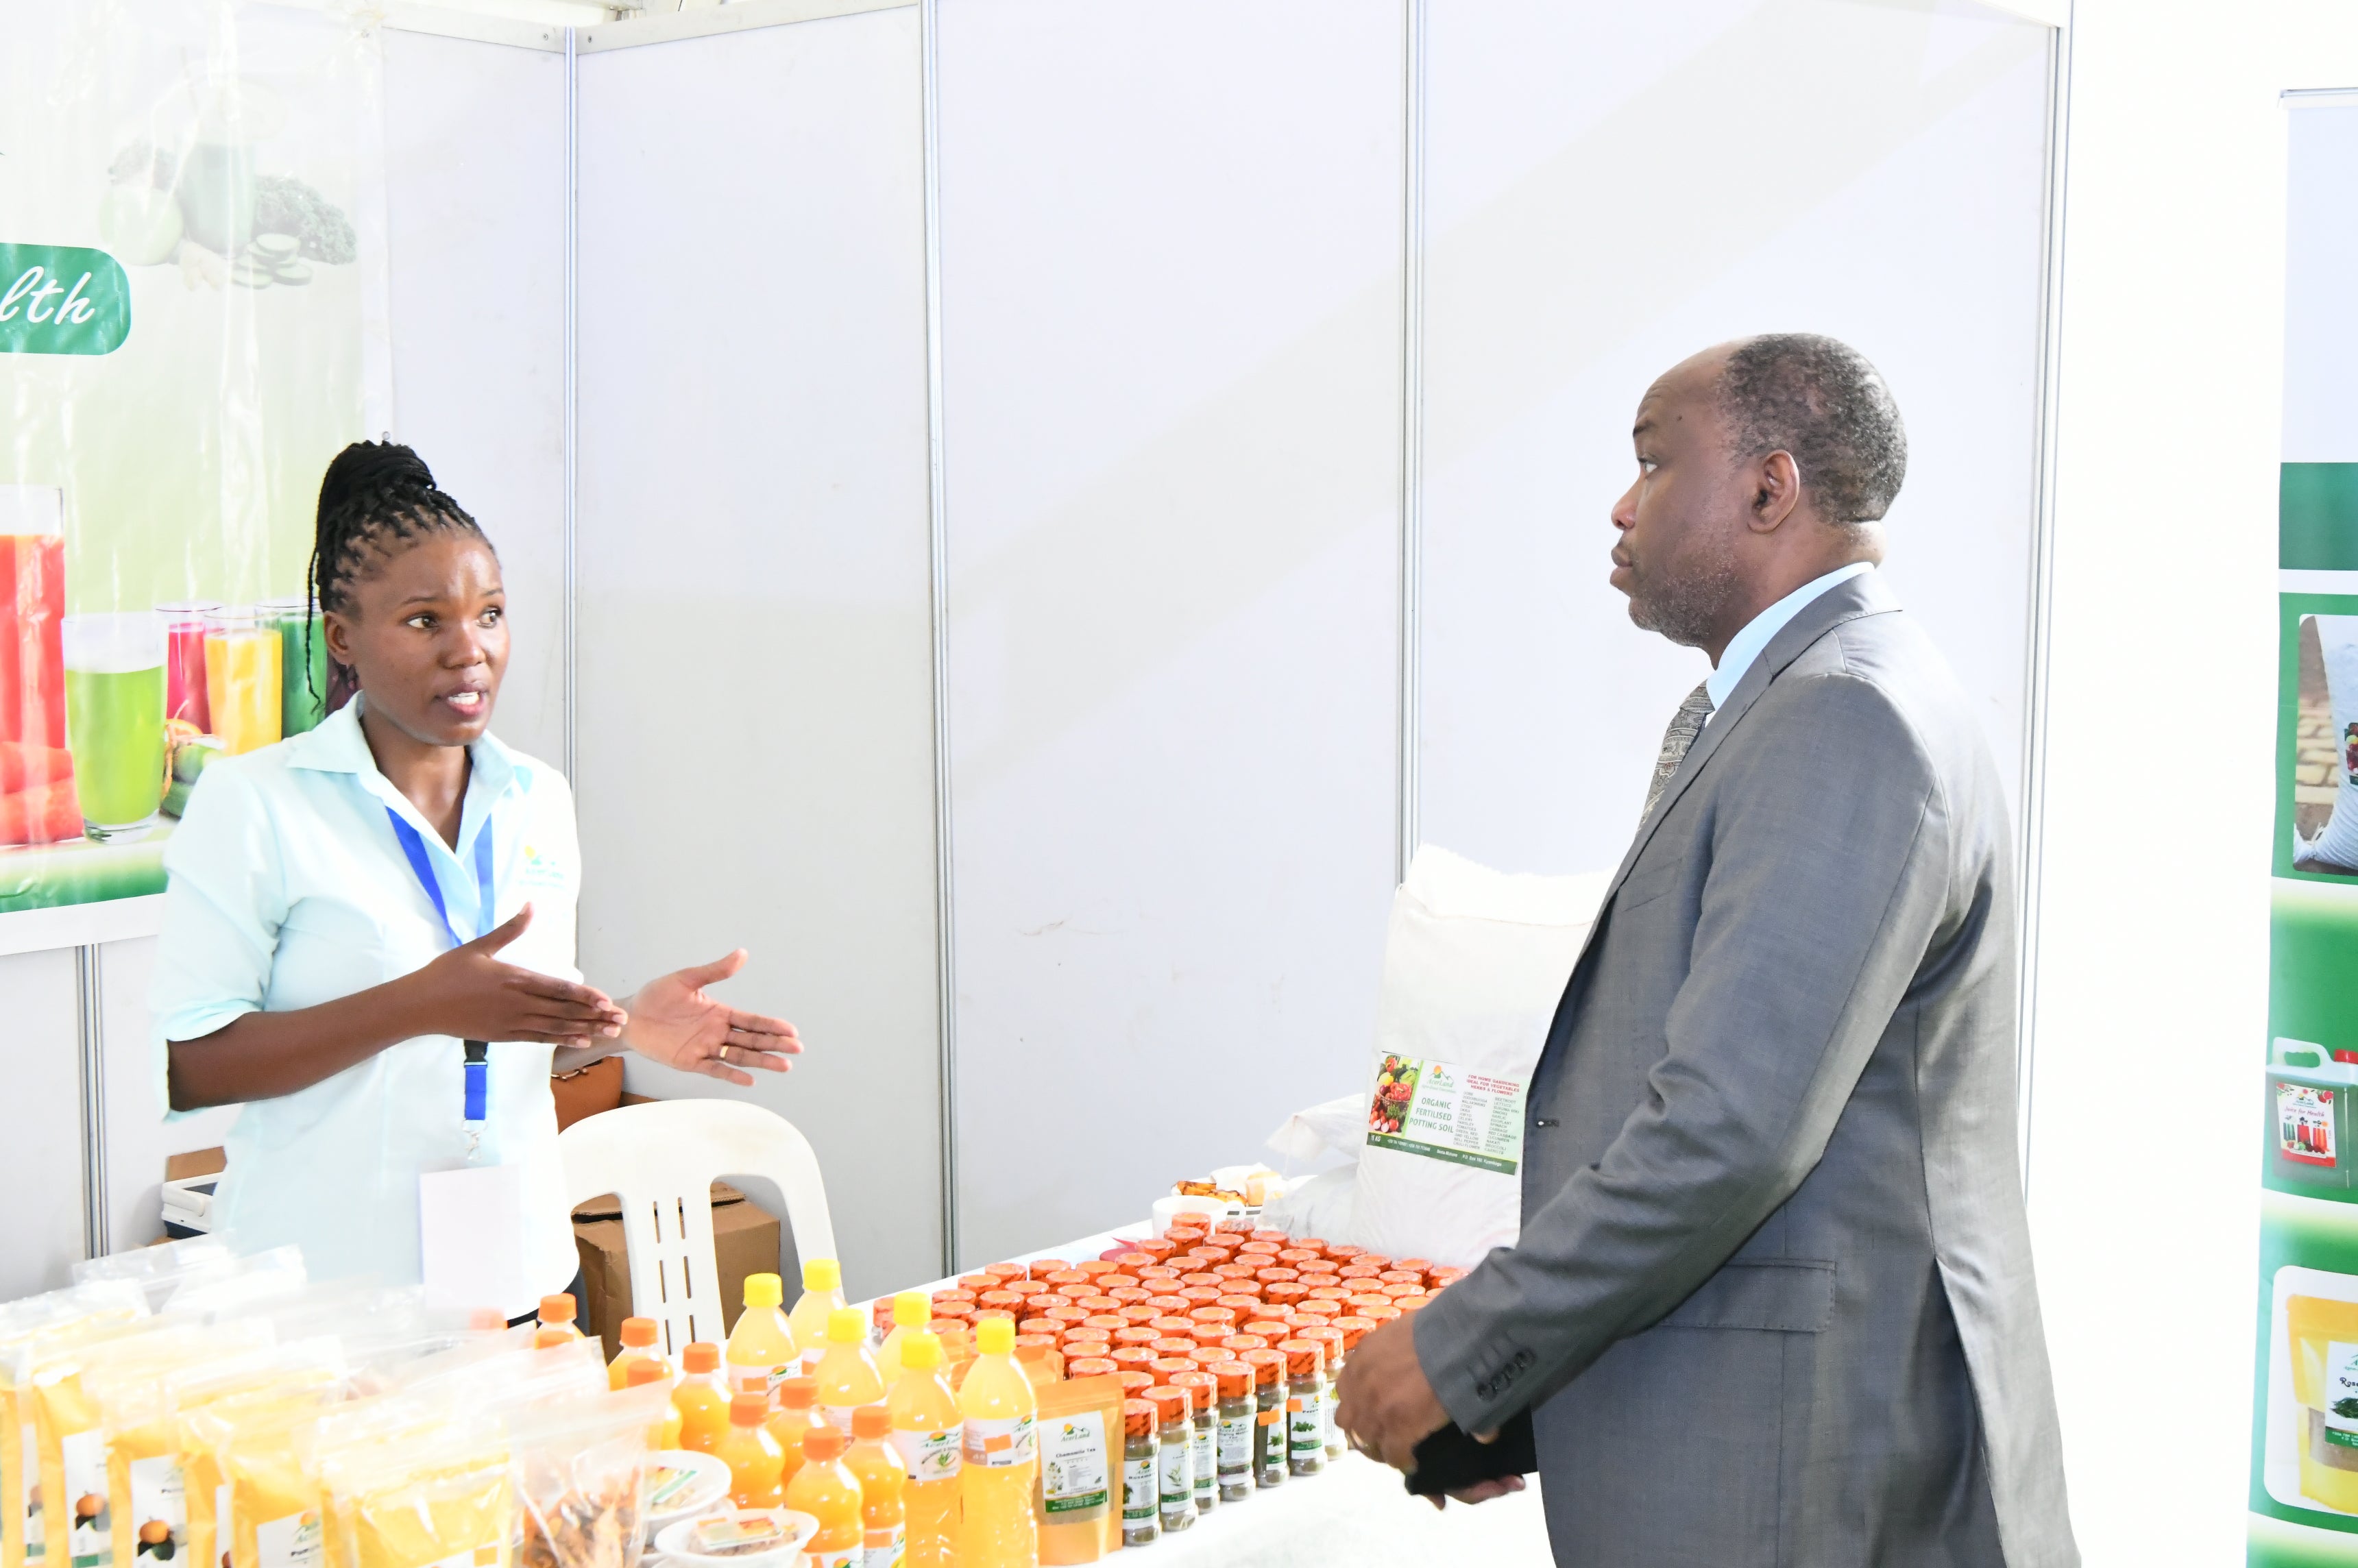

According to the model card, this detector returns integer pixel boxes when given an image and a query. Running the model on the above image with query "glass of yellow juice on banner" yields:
[60,613,166,842]
[258,596,327,739]
[203,608,282,756]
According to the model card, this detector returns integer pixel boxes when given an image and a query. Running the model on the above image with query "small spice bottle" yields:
[1150,1385,1195,1533]
[1210,1360,1256,1502]
[1169,1371,1219,1514]
[1279,1338,1327,1477]
[1243,1347,1289,1488]
[1299,1325,1346,1458]
[1121,1398,1160,1547]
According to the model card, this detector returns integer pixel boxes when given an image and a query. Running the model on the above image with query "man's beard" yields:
[1625,532,1740,649]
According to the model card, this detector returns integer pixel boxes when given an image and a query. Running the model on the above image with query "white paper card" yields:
[419,1163,531,1316]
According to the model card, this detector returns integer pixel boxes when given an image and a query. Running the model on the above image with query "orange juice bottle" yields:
[536,1293,583,1340]
[845,1406,906,1568]
[627,1358,684,1447]
[727,1273,799,1397]
[767,1375,826,1493]
[816,1308,886,1434]
[785,1425,864,1568]
[877,1290,932,1382]
[715,1391,786,1507]
[674,1342,733,1454]
[790,1260,847,1373]
[958,1316,1038,1568]
[609,1317,662,1389]
[890,1331,962,1568]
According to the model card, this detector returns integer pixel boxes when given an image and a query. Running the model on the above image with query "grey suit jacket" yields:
[1413,574,2074,1567]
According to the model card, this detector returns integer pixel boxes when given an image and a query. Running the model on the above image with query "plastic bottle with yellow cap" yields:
[890,1332,962,1568]
[727,1273,799,1398]
[958,1316,1038,1568]
[815,1308,886,1434]
[877,1290,932,1382]
[791,1260,847,1374]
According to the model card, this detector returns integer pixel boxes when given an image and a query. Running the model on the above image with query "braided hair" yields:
[306,441,496,712]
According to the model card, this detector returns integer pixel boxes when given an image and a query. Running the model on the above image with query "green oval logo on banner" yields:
[0,245,131,356]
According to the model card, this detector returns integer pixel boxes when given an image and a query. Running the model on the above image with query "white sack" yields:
[2302,615,2358,872]
[1350,846,1606,1268]
[1265,1092,1368,1167]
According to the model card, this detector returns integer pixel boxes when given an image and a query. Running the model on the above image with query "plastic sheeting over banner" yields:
[0,1,384,931]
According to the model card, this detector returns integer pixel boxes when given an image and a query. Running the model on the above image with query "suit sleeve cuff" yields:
[1411,1269,1544,1434]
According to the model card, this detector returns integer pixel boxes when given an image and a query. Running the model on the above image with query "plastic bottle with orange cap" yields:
[786,1423,864,1568]
[844,1406,905,1568]
[674,1342,733,1453]
[716,1390,786,1506]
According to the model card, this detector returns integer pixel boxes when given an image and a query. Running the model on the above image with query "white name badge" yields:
[419,1164,532,1316]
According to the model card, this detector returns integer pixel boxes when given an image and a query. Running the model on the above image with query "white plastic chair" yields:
[558,1099,838,1357]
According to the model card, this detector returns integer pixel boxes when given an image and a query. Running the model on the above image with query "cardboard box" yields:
[166,1147,227,1181]
[572,1180,780,1358]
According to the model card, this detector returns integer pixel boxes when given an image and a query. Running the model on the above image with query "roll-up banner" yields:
[2253,96,2358,1567]
[0,1,382,943]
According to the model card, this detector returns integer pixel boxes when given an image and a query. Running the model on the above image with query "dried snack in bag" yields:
[508,1388,668,1568]
[0,1284,147,1568]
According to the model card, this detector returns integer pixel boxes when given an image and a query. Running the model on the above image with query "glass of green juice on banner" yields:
[203,607,282,756]
[259,595,328,737]
[60,612,167,841]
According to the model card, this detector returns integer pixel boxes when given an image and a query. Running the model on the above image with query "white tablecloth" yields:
[876,1227,1557,1566]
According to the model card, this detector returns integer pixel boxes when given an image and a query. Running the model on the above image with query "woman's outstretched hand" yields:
[622,948,802,1086]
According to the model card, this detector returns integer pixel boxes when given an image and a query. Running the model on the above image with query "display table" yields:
[880,1227,1555,1565]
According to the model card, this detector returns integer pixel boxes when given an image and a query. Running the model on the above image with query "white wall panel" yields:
[0,949,88,1298]
[383,29,570,770]
[1419,0,2050,877]
[575,12,939,1296]
[99,937,239,1251]
[938,0,1406,1266]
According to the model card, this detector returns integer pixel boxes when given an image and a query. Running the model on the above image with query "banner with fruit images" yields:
[0,2,383,936]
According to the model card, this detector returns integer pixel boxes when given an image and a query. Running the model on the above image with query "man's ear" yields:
[1749,450,1803,532]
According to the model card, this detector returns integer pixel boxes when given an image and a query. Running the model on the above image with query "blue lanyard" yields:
[387,808,496,1127]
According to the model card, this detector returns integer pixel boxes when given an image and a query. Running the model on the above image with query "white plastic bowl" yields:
[654,1508,816,1568]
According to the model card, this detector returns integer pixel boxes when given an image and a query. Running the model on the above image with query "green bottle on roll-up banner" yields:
[2270,1039,2358,1194]
[0,244,131,356]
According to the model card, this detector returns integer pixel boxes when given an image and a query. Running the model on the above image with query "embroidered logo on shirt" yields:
[516,842,568,890]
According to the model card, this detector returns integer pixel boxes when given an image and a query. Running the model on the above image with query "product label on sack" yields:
[1217,1412,1254,1475]
[254,1510,323,1568]
[61,1429,108,1568]
[962,1415,1034,1470]
[1040,1414,1108,1515]
[893,1425,960,1482]
[860,1523,903,1568]
[126,1456,186,1556]
[23,1421,44,1560]
[1122,1456,1156,1523]
[1365,1053,1526,1175]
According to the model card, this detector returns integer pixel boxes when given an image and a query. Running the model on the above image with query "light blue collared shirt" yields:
[150,697,584,1308]
[1703,562,1875,719]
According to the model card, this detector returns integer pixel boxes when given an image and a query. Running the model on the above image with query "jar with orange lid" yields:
[1083,1313,1129,1335]
[1186,1345,1228,1376]
[1147,1385,1195,1532]
[1076,1295,1123,1314]
[1241,1348,1289,1488]
[1306,1286,1353,1304]
[1044,1304,1089,1325]
[1168,1370,1219,1514]
[1325,1244,1365,1264]
[1065,1258,1106,1277]
[1150,1314,1195,1334]
[1278,1340,1326,1476]
[983,1261,1028,1284]
[1254,1265,1301,1286]
[1274,1249,1319,1268]
[1356,1303,1402,1326]
[1029,1257,1073,1277]
[1013,1334,1064,1384]
[1134,1237,1180,1260]
[1378,1270,1424,1288]
[1206,1361,1256,1500]
[1107,1288,1154,1307]
[1250,1229,1289,1246]
[1098,1271,1142,1289]
[1264,1283,1311,1310]
[1428,1266,1467,1289]
[1118,1306,1162,1327]
[1189,1303,1237,1325]
[1292,1236,1330,1254]
[1237,1242,1280,1260]
[1297,1259,1341,1278]
[1394,1256,1434,1275]
[1176,1288,1223,1309]
[1152,1338,1198,1359]
[1165,1226,1206,1247]
[1062,1340,1113,1367]
[1348,1294,1396,1316]
[1115,1327,1163,1350]
[1242,1318,1290,1340]
[1019,1316,1062,1337]
[1187,1324,1230,1352]
[1111,1347,1160,1373]
[1396,1295,1432,1314]
[1121,1399,1160,1547]
[1069,1356,1119,1380]
[1298,1325,1347,1458]
[1111,1251,1156,1270]
[1147,1356,1198,1386]
[1380,1282,1424,1300]
[1116,1369,1156,1401]
[1221,1334,1269,1355]
[1217,1294,1265,1316]
[956,1273,998,1293]
[1178,1273,1224,1290]
[1023,1290,1067,1312]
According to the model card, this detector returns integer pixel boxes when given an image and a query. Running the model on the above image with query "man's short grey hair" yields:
[1716,334,1907,526]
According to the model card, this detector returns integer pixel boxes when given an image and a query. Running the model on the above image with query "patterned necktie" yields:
[1642,682,1715,821]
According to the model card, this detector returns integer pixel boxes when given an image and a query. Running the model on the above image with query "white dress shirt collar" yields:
[1704,561,1875,715]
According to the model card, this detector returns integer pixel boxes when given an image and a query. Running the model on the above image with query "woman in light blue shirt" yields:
[152,441,799,1311]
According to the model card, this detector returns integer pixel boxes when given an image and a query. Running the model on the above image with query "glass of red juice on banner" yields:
[0,487,67,751]
[158,601,219,733]
[61,613,166,841]
[204,607,281,755]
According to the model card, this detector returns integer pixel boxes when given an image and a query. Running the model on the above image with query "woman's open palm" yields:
[623,949,801,1086]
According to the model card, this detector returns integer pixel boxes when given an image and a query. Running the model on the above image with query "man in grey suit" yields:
[1334,334,2076,1565]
